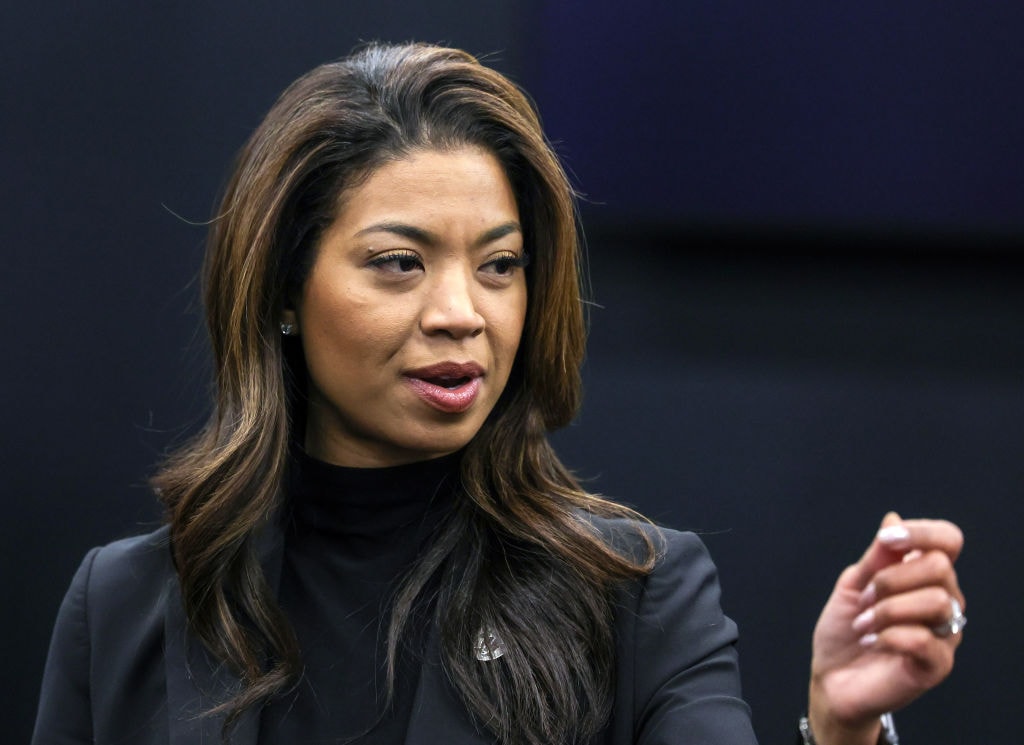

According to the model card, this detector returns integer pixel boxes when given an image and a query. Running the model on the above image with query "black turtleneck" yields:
[258,449,460,745]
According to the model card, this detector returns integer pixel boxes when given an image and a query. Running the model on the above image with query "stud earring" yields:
[281,323,296,336]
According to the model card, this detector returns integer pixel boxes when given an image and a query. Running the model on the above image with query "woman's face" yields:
[289,146,528,467]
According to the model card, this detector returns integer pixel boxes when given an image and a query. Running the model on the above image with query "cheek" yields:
[299,282,361,364]
[301,286,417,369]
[491,287,528,361]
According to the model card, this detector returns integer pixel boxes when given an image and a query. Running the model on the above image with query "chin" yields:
[403,422,481,460]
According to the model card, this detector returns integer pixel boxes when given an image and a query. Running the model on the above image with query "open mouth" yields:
[405,364,484,414]
[423,376,473,390]
[404,362,485,413]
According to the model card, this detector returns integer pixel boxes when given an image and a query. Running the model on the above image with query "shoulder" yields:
[589,519,754,742]
[66,525,176,671]
[583,513,716,577]
[34,526,176,742]
[78,525,172,589]
[583,513,731,634]
[65,525,175,632]
[583,514,734,648]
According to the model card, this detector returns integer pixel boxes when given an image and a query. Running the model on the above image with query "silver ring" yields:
[933,597,967,638]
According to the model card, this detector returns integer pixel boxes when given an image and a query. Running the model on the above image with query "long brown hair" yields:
[154,42,655,744]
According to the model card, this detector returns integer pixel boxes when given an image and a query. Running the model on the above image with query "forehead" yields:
[331,146,520,233]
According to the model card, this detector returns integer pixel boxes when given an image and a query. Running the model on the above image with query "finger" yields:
[859,624,957,687]
[853,587,965,648]
[874,518,964,562]
[844,512,907,592]
[864,549,965,610]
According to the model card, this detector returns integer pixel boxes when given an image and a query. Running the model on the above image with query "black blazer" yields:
[32,520,757,745]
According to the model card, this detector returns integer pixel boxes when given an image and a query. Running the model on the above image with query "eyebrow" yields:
[355,220,522,247]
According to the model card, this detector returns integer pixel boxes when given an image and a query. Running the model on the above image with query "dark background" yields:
[4,2,1022,742]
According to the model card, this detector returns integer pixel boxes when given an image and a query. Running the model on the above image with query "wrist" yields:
[807,683,884,745]
[805,709,882,745]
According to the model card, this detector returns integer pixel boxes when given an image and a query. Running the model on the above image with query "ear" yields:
[280,308,300,337]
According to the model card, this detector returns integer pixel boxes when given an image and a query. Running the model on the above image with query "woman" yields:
[32,42,965,745]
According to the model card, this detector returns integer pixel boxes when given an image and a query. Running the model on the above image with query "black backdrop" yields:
[5,3,1023,743]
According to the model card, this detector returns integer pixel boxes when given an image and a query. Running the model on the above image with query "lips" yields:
[404,361,485,414]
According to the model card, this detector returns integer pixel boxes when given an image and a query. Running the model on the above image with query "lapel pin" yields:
[474,627,506,661]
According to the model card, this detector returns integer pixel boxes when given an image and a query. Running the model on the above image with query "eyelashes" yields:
[482,252,530,276]
[368,250,422,273]
[367,250,530,278]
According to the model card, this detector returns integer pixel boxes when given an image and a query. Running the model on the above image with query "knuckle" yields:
[905,628,933,658]
[871,570,894,597]
[928,586,951,612]
[871,601,890,626]
[947,523,965,553]
[925,550,953,575]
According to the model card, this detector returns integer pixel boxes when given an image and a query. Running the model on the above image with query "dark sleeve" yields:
[31,547,99,745]
[630,529,759,745]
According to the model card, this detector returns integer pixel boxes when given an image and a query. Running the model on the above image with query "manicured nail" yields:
[859,582,877,607]
[859,633,879,647]
[852,608,875,633]
[877,525,911,548]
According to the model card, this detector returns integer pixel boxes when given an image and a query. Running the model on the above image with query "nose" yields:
[419,265,485,339]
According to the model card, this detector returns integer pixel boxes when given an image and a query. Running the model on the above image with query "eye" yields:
[368,250,424,275]
[481,252,530,277]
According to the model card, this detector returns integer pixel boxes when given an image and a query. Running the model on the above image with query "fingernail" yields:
[859,582,877,607]
[859,633,879,647]
[901,549,922,563]
[877,525,911,548]
[852,608,875,633]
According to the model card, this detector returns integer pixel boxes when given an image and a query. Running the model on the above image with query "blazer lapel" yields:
[403,622,495,745]
[165,524,286,745]
[163,521,493,745]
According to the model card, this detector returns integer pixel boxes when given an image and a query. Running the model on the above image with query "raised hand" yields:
[806,512,965,745]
